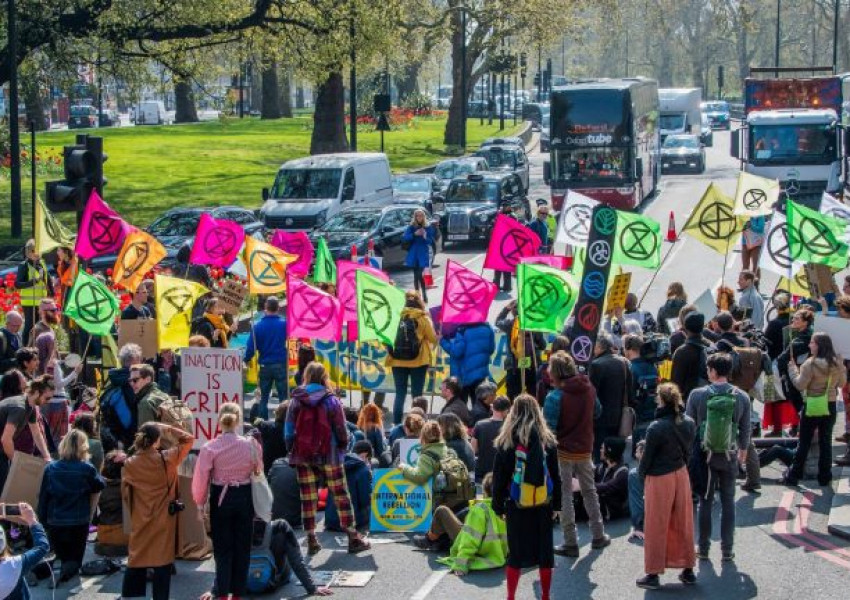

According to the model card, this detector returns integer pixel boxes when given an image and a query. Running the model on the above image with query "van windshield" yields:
[271,168,342,200]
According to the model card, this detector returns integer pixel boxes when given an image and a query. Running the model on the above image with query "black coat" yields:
[638,405,697,480]
[764,314,790,361]
[492,430,562,569]
[671,336,709,402]
[589,352,632,429]
[656,298,687,335]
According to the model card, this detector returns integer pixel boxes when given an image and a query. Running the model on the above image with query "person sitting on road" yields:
[438,412,476,473]
[357,403,388,466]
[391,411,425,464]
[387,397,428,446]
[470,381,497,427]
[439,377,472,428]
[400,421,447,486]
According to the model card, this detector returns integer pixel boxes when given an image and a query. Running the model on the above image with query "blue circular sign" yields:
[583,271,606,299]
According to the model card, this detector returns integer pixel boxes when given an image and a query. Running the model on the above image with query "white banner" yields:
[556,190,599,248]
[819,193,850,243]
[733,171,780,217]
[814,314,850,359]
[758,212,803,278]
[181,347,244,449]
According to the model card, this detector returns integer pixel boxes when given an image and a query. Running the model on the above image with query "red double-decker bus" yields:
[544,78,660,211]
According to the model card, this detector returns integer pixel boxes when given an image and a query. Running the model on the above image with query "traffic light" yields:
[45,134,107,213]
[717,65,725,91]
[520,52,527,69]
[534,72,541,88]
[546,59,553,91]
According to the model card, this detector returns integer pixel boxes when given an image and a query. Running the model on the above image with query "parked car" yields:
[133,101,171,125]
[660,134,705,174]
[68,105,98,129]
[540,113,551,152]
[433,157,490,194]
[435,172,529,248]
[473,144,530,192]
[700,100,731,130]
[522,102,549,130]
[260,153,393,230]
[99,110,121,128]
[391,174,438,213]
[480,136,525,149]
[309,204,436,268]
[699,113,714,147]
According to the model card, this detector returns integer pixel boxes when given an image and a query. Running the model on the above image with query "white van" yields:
[259,153,393,230]
[134,101,170,125]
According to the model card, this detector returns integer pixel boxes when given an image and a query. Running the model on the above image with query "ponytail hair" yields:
[133,422,161,452]
[657,383,684,422]
[218,402,242,433]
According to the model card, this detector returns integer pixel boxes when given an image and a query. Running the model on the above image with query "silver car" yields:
[473,144,530,192]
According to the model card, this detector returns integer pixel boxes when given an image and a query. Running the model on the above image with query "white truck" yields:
[731,72,849,208]
[658,88,702,142]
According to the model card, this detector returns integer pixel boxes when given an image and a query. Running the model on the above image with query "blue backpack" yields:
[246,525,278,594]
[101,385,134,430]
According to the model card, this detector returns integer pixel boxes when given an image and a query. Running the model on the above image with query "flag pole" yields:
[519,328,526,392]
[719,235,733,286]
[346,326,354,408]
[429,344,440,415]
[638,241,678,306]
[356,340,363,407]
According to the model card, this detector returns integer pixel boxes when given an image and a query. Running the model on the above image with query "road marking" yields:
[772,490,850,570]
[409,569,450,599]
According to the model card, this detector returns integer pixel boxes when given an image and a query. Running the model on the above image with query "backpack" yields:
[246,524,280,594]
[509,442,553,509]
[389,317,421,361]
[728,346,762,392]
[98,385,134,433]
[701,386,738,457]
[634,371,659,421]
[423,448,475,510]
[157,395,194,447]
[640,334,671,362]
[292,394,333,462]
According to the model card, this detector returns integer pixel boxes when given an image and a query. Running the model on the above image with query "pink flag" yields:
[287,276,343,341]
[441,260,498,324]
[189,213,245,267]
[520,255,570,270]
[483,214,541,274]
[336,260,389,323]
[271,230,314,278]
[75,190,133,260]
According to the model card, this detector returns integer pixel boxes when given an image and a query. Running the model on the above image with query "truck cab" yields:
[658,88,702,143]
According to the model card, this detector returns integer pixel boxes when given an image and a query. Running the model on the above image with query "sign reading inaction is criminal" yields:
[181,347,243,449]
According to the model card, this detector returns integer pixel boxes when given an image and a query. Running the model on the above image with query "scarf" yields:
[204,312,230,348]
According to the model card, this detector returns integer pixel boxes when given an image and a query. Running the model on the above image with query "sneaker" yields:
[412,535,436,550]
[722,552,735,562]
[740,483,762,493]
[553,544,580,557]
[696,548,710,560]
[835,433,850,443]
[348,535,371,555]
[591,534,611,549]
[835,454,850,466]
[307,536,322,556]
[679,568,697,585]
[636,574,661,590]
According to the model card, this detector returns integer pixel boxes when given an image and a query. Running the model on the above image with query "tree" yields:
[261,62,282,119]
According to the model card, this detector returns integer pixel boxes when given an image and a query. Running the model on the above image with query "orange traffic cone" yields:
[564,244,574,269]
[424,267,436,288]
[351,244,358,261]
[666,210,677,242]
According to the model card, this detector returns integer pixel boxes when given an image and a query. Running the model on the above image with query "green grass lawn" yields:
[0,116,523,246]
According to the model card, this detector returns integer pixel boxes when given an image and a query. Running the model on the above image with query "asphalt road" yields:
[35,128,850,599]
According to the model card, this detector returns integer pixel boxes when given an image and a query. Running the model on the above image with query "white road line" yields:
[409,569,450,600]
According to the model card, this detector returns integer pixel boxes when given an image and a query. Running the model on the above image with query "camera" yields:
[168,500,185,516]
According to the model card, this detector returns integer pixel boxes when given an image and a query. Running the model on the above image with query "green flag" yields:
[612,210,661,269]
[787,199,849,269]
[356,270,405,345]
[313,237,337,285]
[64,270,120,336]
[517,263,578,334]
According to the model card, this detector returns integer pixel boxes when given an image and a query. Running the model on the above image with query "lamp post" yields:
[774,0,781,77]
[833,0,840,73]
[499,40,505,131]
[349,0,358,151]
[8,0,22,238]
[459,3,467,151]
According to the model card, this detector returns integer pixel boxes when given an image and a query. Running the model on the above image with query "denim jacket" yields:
[38,459,106,526]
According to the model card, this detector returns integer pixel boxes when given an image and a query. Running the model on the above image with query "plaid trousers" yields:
[296,463,354,533]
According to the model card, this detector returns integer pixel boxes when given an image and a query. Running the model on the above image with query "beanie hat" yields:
[683,311,705,335]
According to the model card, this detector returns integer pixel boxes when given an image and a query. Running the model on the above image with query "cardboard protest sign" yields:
[693,288,718,320]
[370,468,432,533]
[218,279,249,316]
[181,347,243,449]
[118,318,158,359]
[803,263,839,299]
[0,452,46,510]
[605,272,632,313]
[397,439,422,466]
[814,314,850,358]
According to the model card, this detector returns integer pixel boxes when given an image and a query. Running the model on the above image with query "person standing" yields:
[439,322,495,405]
[244,296,288,420]
[0,376,53,490]
[15,239,55,345]
[439,377,472,428]
[55,246,78,306]
[740,216,765,277]
[38,429,106,585]
[492,394,561,600]
[386,292,437,425]
[776,308,815,417]
[492,204,517,292]
[737,270,764,328]
[98,343,143,453]
[783,333,846,486]
[0,311,24,376]
[121,282,154,320]
[623,293,657,334]
[28,298,59,347]
[129,363,170,428]
[656,282,688,335]
[589,333,632,460]
[543,351,609,558]
[636,384,697,590]
[685,353,751,562]
[527,204,551,254]
[121,422,194,600]
[191,297,237,349]
[193,403,263,600]
[671,312,709,402]
[402,209,436,304]
[471,395,510,482]
[623,334,658,453]
[285,362,370,556]
[496,300,545,400]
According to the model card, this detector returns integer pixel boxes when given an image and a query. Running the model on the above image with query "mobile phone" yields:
[1,504,20,517]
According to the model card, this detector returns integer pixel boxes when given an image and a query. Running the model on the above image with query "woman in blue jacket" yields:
[403,210,436,304]
[0,502,50,600]
[440,323,495,404]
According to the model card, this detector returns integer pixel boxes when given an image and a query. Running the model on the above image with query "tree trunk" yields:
[280,70,293,118]
[261,62,281,119]
[310,71,349,154]
[295,84,305,109]
[174,81,198,123]
[443,9,473,148]
[21,79,48,131]
[396,61,421,104]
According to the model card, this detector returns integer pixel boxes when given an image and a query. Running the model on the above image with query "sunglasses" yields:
[128,377,143,384]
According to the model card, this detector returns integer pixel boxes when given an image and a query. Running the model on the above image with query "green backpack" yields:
[423,448,476,510]
[701,387,737,457]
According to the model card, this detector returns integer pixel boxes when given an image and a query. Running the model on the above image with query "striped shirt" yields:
[192,432,262,506]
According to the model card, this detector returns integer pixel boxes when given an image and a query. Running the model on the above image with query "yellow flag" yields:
[244,236,297,294]
[682,183,746,254]
[154,274,209,350]
[733,171,780,217]
[34,195,75,255]
[112,230,167,293]
[779,268,810,298]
